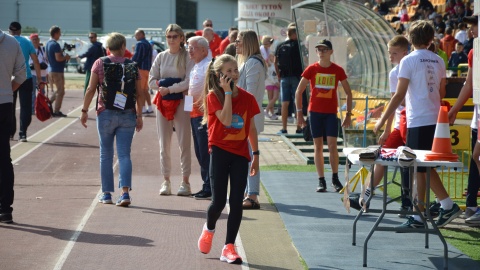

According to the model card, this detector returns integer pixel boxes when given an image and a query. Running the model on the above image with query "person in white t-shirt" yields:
[353,35,412,214]
[187,36,212,200]
[374,20,461,229]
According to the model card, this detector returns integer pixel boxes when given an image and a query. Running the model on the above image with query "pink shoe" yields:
[198,223,214,254]
[220,243,242,264]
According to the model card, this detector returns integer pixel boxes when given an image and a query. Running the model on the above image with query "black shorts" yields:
[309,112,338,138]
[406,125,436,172]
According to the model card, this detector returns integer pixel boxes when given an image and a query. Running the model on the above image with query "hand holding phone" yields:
[219,72,235,91]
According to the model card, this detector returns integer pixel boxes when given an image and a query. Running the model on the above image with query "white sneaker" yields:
[287,116,294,123]
[159,181,172,195]
[270,114,278,120]
[466,209,480,224]
[177,182,191,196]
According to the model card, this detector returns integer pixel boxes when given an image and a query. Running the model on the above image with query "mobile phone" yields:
[219,72,235,90]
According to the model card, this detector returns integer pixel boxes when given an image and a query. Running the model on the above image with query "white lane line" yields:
[53,115,140,269]
[11,110,82,163]
[226,201,249,269]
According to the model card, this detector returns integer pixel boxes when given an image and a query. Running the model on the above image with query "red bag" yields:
[35,82,53,122]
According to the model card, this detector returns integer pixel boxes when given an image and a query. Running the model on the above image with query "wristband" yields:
[296,109,302,112]
[81,109,88,113]
[224,92,232,95]
[252,150,260,155]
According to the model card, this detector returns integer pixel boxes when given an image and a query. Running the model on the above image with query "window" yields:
[176,0,197,30]
[92,0,102,29]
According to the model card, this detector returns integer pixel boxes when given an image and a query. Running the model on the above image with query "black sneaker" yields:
[395,216,425,232]
[427,202,441,219]
[53,111,67,117]
[331,178,343,192]
[295,129,303,134]
[276,129,287,135]
[316,178,327,192]
[194,191,212,200]
[191,190,203,197]
[398,206,412,218]
[0,213,13,224]
[436,204,461,228]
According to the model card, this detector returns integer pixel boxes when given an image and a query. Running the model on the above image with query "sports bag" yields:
[35,82,53,122]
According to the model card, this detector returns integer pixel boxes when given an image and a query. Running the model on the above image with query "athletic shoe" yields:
[277,129,287,135]
[145,110,153,114]
[98,193,113,204]
[159,181,171,195]
[270,114,278,120]
[287,116,294,123]
[464,208,477,219]
[177,182,191,196]
[316,178,327,192]
[427,202,441,218]
[194,191,212,200]
[395,216,425,231]
[116,193,131,207]
[0,213,13,224]
[295,129,303,134]
[331,178,343,192]
[53,111,67,117]
[220,244,243,264]
[191,190,203,197]
[19,136,27,142]
[436,203,461,228]
[198,223,214,254]
[398,206,412,218]
[466,209,480,224]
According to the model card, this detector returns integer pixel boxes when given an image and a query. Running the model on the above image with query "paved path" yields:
[1,80,479,269]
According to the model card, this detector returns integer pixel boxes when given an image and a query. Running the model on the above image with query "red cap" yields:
[30,33,39,39]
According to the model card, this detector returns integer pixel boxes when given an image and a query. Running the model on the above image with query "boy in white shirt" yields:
[374,20,461,229]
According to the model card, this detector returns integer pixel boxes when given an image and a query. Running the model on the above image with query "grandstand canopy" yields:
[292,0,396,97]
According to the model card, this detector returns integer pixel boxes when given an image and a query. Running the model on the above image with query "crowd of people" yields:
[373,0,473,70]
[1,7,480,265]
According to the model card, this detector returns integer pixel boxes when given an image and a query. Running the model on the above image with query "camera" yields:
[63,42,76,51]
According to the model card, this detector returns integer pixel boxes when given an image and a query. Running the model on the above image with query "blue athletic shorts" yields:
[309,112,338,138]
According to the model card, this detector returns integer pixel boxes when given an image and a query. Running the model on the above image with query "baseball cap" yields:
[9,21,21,31]
[315,39,333,50]
[463,16,478,25]
[30,33,39,39]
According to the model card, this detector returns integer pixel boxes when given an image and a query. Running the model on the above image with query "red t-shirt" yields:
[301,62,347,113]
[218,37,230,55]
[207,87,260,161]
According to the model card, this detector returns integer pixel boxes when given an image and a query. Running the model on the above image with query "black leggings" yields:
[207,146,248,245]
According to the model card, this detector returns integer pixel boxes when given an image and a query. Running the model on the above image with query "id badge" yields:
[113,92,127,110]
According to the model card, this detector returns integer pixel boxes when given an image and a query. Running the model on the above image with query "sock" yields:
[332,173,339,180]
[204,223,215,233]
[364,188,372,201]
[440,198,454,210]
[436,197,440,203]
[319,177,325,182]
[467,206,477,212]
[142,106,147,113]
[412,215,423,222]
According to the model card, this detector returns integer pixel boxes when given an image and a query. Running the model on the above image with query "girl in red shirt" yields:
[197,54,260,264]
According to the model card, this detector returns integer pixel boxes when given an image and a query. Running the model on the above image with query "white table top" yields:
[343,147,463,168]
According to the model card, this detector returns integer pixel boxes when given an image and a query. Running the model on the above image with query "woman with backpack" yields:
[235,30,267,209]
[148,24,195,196]
[80,32,144,207]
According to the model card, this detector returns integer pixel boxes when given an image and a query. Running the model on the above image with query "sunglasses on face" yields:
[205,24,212,27]
[166,35,179,40]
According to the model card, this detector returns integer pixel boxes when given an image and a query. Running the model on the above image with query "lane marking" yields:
[226,202,249,269]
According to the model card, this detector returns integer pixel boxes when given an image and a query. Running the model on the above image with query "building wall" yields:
[0,0,238,35]
[0,0,90,34]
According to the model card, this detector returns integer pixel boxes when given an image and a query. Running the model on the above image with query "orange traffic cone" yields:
[425,106,458,161]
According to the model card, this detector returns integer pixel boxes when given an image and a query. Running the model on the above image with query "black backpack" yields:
[98,57,138,110]
[275,39,302,77]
